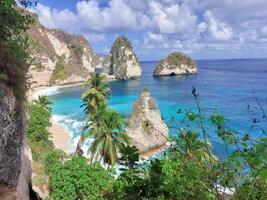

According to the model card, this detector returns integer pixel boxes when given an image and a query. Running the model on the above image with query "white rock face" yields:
[126,90,169,156]
[154,52,197,76]
[103,36,141,80]
[27,15,100,88]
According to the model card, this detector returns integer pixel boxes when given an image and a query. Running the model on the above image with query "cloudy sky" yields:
[31,0,267,60]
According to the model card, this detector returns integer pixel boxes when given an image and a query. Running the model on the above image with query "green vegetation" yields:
[111,36,133,52]
[51,56,68,81]
[49,156,114,200]
[79,73,129,166]
[143,87,150,93]
[89,108,128,166]
[27,95,67,190]
[0,0,33,99]
[2,1,266,199]
[161,52,196,68]
[51,81,266,199]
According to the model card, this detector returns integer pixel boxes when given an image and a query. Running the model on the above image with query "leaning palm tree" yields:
[75,73,110,155]
[88,108,128,166]
[33,95,52,111]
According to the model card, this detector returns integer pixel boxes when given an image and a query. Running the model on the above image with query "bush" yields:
[49,156,114,200]
[27,103,52,143]
[0,0,33,100]
[51,56,68,81]
[44,149,67,175]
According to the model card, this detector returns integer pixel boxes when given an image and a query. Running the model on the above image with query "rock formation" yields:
[0,84,36,200]
[153,52,197,76]
[27,14,100,88]
[103,36,141,80]
[126,89,169,156]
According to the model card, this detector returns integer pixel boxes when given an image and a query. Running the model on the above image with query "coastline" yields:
[27,80,169,159]
[27,82,84,154]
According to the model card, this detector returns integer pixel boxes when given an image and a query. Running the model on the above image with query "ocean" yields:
[47,59,267,158]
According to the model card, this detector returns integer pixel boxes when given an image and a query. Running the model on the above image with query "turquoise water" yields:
[49,59,267,158]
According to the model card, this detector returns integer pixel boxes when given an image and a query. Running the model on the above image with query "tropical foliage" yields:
[81,72,111,117]
[0,0,33,99]
[78,72,129,166]
[49,156,114,200]
[88,108,128,166]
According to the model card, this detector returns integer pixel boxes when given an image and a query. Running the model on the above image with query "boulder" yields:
[153,52,197,76]
[126,89,169,157]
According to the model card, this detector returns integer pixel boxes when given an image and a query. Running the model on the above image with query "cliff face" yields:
[0,84,33,200]
[126,89,169,157]
[153,52,197,76]
[27,15,100,88]
[103,36,141,80]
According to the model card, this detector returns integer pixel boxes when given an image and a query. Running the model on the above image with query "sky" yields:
[30,0,267,61]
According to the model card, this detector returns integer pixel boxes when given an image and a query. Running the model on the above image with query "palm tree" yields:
[34,95,52,111]
[88,108,128,166]
[75,73,110,156]
[81,72,110,116]
[170,131,218,164]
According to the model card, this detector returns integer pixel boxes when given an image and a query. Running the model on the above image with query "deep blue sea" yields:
[48,59,267,158]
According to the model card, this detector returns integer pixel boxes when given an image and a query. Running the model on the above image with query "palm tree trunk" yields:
[74,136,84,156]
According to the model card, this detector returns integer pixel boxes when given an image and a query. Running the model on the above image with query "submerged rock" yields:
[103,36,141,80]
[153,52,197,76]
[126,89,169,157]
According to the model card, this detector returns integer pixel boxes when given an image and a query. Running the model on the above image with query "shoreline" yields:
[28,82,84,154]
[28,80,169,159]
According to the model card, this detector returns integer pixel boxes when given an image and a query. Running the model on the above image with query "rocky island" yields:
[103,36,142,80]
[153,52,197,76]
[126,89,169,157]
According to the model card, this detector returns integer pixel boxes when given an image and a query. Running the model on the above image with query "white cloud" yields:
[76,0,149,32]
[148,1,197,34]
[202,11,233,41]
[30,0,267,58]
[35,4,79,33]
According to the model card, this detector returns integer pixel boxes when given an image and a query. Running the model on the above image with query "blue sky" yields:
[31,0,267,61]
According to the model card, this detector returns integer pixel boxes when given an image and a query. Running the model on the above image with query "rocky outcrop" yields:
[126,89,169,156]
[27,14,100,88]
[103,36,141,80]
[0,84,34,200]
[153,52,197,76]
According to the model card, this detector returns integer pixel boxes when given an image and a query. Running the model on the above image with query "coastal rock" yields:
[126,89,169,156]
[153,52,197,76]
[0,84,34,200]
[27,14,100,88]
[103,36,141,80]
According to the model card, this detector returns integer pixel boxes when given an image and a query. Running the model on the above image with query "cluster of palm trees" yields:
[76,73,129,166]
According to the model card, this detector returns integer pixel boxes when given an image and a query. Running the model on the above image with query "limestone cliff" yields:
[126,89,169,156]
[103,36,141,80]
[27,14,100,88]
[0,84,35,200]
[153,52,197,76]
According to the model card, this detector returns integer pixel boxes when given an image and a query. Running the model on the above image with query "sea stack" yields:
[126,89,169,157]
[153,52,197,76]
[103,36,141,80]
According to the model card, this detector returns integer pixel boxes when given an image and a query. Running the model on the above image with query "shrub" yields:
[49,156,114,200]
[52,57,67,81]
[27,103,52,143]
